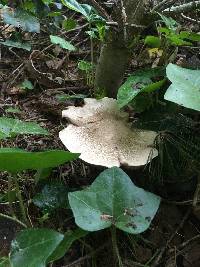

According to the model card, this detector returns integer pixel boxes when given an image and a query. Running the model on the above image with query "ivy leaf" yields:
[0,117,49,139]
[164,63,200,111]
[2,8,40,33]
[9,229,64,267]
[33,183,70,213]
[50,35,76,51]
[0,148,80,173]
[69,167,160,234]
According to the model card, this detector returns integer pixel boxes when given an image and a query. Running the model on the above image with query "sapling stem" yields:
[8,175,15,218]
[110,226,123,267]
[12,173,29,226]
[0,212,27,228]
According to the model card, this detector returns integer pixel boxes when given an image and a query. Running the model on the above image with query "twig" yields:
[152,0,170,12]
[0,212,27,228]
[163,1,200,13]
[181,13,200,24]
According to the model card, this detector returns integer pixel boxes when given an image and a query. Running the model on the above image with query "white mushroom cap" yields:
[62,97,128,126]
[59,97,158,168]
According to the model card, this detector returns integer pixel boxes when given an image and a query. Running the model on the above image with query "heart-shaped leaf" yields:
[9,229,64,267]
[2,8,40,33]
[69,167,160,234]
[0,117,49,139]
[164,63,200,111]
[0,148,79,173]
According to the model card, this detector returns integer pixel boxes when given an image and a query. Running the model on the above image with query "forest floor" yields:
[0,9,200,267]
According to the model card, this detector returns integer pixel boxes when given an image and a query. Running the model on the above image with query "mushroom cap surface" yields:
[59,97,158,167]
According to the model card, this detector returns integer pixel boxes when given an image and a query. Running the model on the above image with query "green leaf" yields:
[167,34,192,46]
[20,79,34,90]
[78,60,94,71]
[117,76,151,108]
[68,167,160,234]
[164,63,200,111]
[179,31,200,42]
[158,13,179,31]
[0,117,49,139]
[61,0,93,21]
[0,148,80,172]
[2,8,40,33]
[117,68,165,108]
[50,35,76,51]
[33,183,69,213]
[62,18,77,30]
[144,36,161,48]
[48,228,88,262]
[9,228,64,267]
[0,40,31,51]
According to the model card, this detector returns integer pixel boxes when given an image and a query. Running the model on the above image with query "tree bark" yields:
[94,0,147,98]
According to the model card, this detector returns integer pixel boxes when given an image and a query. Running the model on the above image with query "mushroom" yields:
[59,97,158,168]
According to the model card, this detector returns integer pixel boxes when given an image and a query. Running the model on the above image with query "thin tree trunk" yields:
[94,0,147,98]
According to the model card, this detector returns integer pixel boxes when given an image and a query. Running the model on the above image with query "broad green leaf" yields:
[33,183,69,213]
[144,36,161,48]
[0,257,10,267]
[9,228,63,267]
[48,228,88,262]
[164,63,200,111]
[117,68,165,108]
[56,93,87,102]
[2,8,40,33]
[50,35,76,51]
[69,167,160,234]
[0,40,31,51]
[0,117,49,139]
[61,0,92,21]
[0,148,79,172]
[20,79,34,90]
